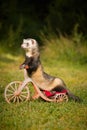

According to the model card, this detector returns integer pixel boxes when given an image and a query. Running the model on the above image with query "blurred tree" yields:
[0,0,51,40]
[0,0,87,41]
[45,0,87,35]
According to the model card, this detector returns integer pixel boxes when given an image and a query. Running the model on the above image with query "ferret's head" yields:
[21,38,38,51]
[21,38,39,57]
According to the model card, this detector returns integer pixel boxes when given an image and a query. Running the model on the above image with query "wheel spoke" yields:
[6,93,14,97]
[17,97,19,103]
[21,91,28,94]
[19,96,24,101]
[13,97,17,103]
[10,84,15,91]
[8,95,15,102]
[7,89,14,93]
[20,94,27,98]
[14,83,18,90]
[63,95,67,99]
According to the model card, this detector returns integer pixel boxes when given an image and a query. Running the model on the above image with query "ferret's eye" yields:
[26,43,29,47]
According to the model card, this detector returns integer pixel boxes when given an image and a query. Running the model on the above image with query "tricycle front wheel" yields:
[4,81,30,103]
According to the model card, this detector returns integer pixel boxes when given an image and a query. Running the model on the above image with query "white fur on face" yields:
[21,38,37,50]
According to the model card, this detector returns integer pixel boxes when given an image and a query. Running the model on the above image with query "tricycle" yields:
[4,69,68,104]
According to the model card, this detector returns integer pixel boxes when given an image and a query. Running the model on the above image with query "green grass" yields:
[0,36,87,130]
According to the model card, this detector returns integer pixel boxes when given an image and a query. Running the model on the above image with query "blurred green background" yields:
[0,0,87,58]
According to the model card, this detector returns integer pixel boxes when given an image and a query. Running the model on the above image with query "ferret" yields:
[20,38,80,102]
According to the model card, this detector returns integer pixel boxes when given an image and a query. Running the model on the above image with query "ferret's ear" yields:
[23,39,25,42]
[31,39,35,44]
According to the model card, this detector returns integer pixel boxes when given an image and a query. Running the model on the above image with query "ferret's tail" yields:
[67,91,81,102]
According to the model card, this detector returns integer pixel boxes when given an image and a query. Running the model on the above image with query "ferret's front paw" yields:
[19,64,25,69]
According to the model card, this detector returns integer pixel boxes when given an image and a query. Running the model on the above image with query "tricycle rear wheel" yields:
[54,93,68,102]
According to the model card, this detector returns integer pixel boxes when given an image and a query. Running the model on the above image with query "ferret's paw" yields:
[19,64,25,69]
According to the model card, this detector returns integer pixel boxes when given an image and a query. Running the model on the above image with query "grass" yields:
[0,36,87,130]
